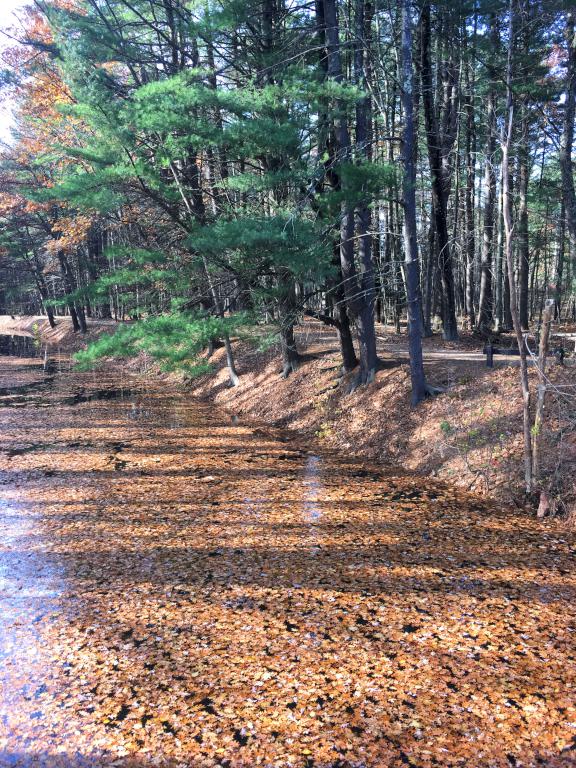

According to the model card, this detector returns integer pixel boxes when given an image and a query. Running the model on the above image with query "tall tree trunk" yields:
[323,0,378,387]
[332,270,358,371]
[353,0,377,384]
[315,0,358,373]
[401,0,427,405]
[560,13,576,267]
[423,223,435,336]
[57,250,81,332]
[420,4,459,340]
[552,203,565,317]
[494,165,505,330]
[202,255,240,387]
[277,270,301,378]
[532,299,554,486]
[518,107,530,329]
[464,47,476,327]
[76,300,88,334]
[27,242,56,328]
[476,15,498,332]
[502,1,532,494]
[279,317,300,378]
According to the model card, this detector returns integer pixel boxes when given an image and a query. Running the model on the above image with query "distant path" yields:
[296,320,532,368]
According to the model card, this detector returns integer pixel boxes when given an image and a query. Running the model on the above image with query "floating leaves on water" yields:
[0,362,575,766]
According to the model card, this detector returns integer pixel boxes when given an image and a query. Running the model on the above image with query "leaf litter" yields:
[0,360,575,767]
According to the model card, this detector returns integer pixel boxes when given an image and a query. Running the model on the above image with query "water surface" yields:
[0,355,575,767]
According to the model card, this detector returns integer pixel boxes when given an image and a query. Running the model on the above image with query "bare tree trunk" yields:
[314,0,358,374]
[420,4,459,341]
[57,250,82,332]
[279,320,300,378]
[27,243,57,328]
[560,13,576,266]
[354,0,378,384]
[331,260,358,372]
[202,255,240,387]
[323,0,378,386]
[502,1,532,494]
[494,164,504,330]
[76,302,88,334]
[518,108,530,329]
[423,224,434,336]
[400,0,427,405]
[552,203,565,317]
[532,298,554,485]
[476,15,498,332]
[464,49,476,327]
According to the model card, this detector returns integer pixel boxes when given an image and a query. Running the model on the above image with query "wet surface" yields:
[0,335,40,358]
[0,335,67,409]
[1,357,576,767]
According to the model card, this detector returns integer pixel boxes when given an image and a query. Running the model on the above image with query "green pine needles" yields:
[74,311,250,376]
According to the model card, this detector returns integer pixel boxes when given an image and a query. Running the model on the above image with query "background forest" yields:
[0,0,575,498]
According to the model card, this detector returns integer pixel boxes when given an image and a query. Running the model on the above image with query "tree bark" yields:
[334,284,358,372]
[502,1,532,494]
[532,299,554,485]
[476,15,498,333]
[57,250,82,333]
[464,43,476,327]
[560,13,576,268]
[400,0,427,405]
[518,107,530,329]
[420,4,459,340]
[323,0,378,386]
[552,203,565,316]
[353,0,378,384]
[315,0,358,374]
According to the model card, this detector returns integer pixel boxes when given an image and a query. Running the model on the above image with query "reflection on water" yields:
[0,334,40,358]
[1,354,576,767]
[0,334,68,412]
[61,387,137,406]
[302,454,322,522]
[302,454,323,559]
[0,497,64,743]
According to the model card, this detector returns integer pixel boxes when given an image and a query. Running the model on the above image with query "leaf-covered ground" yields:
[189,319,576,504]
[1,354,576,767]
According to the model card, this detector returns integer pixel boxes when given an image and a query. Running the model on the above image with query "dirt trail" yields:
[0,348,575,767]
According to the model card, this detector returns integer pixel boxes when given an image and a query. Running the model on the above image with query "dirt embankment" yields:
[188,321,576,510]
[6,314,575,510]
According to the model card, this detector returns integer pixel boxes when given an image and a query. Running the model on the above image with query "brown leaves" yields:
[48,215,95,254]
[1,359,576,767]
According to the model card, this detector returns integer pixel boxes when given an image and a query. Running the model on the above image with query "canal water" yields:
[0,340,575,767]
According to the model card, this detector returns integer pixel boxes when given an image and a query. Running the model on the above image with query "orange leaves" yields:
[0,191,52,217]
[0,191,26,216]
[0,2,84,166]
[1,350,576,767]
[48,214,95,252]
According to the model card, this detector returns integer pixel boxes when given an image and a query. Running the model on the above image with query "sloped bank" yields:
[188,333,576,512]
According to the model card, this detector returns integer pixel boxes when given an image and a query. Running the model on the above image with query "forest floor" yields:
[1,342,576,767]
[189,319,576,513]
